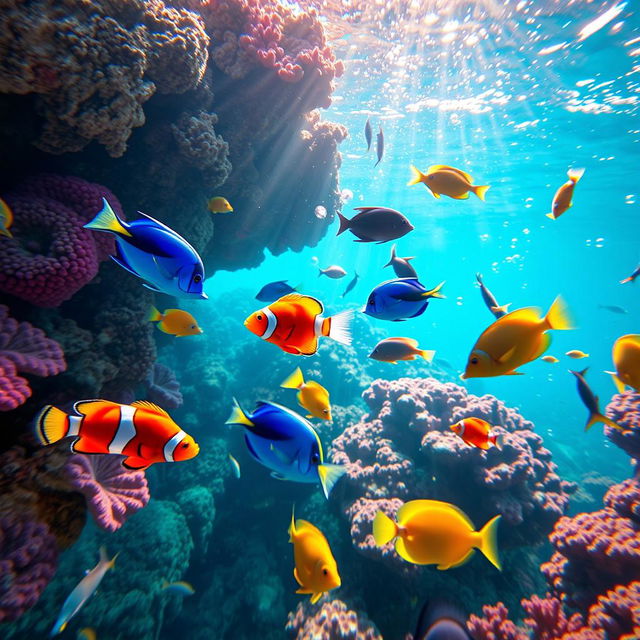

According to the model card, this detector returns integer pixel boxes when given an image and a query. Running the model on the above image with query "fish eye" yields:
[368,297,374,305]
[322,569,328,576]
[193,274,202,283]
[311,452,320,464]
[182,443,189,448]
[471,357,479,365]
[190,324,196,329]
[323,409,329,414]
[257,314,263,321]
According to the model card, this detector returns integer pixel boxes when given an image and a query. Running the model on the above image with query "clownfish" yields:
[450,418,504,450]
[36,399,199,470]
[244,294,353,356]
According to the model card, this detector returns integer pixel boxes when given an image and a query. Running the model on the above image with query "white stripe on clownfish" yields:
[458,420,466,437]
[68,415,82,437]
[164,429,187,462]
[314,314,324,337]
[108,405,137,454]
[262,307,278,340]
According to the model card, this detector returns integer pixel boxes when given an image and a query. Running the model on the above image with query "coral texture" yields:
[64,454,150,532]
[0,305,66,410]
[146,362,184,410]
[605,392,640,466]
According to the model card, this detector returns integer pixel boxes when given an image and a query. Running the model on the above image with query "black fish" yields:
[620,264,640,284]
[413,599,472,640]
[337,207,414,243]
[570,368,623,432]
[374,125,384,167]
[384,243,417,278]
[598,304,628,314]
[256,280,298,302]
[365,118,372,152]
[341,272,360,298]
[476,273,510,319]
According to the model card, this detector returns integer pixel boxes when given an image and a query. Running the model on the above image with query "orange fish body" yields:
[450,418,504,450]
[36,400,199,470]
[244,294,352,356]
[546,168,584,220]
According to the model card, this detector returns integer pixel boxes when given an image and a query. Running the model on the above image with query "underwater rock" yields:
[175,485,215,555]
[145,362,184,410]
[0,305,66,411]
[64,454,151,532]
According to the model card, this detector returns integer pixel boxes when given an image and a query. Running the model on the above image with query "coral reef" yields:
[286,599,382,639]
[605,391,640,467]
[146,362,184,410]
[330,377,575,571]
[64,454,150,532]
[0,305,66,411]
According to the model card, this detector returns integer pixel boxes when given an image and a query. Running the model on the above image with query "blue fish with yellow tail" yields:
[83,199,207,299]
[364,277,445,322]
[50,547,117,636]
[225,400,345,499]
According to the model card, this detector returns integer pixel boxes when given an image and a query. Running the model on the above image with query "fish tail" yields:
[336,212,350,236]
[373,511,397,546]
[99,546,119,569]
[585,411,624,432]
[620,276,633,284]
[225,398,254,428]
[146,306,163,323]
[384,243,397,268]
[288,505,296,542]
[281,367,305,390]
[317,463,346,499]
[605,371,626,394]
[490,432,505,450]
[568,167,585,183]
[35,405,70,445]
[491,303,511,315]
[473,185,490,201]
[83,198,132,237]
[407,165,425,186]
[545,213,556,220]
[477,515,502,570]
[420,350,436,362]
[327,309,353,346]
[545,295,574,330]
[423,281,445,299]
[475,272,483,284]
[0,227,13,238]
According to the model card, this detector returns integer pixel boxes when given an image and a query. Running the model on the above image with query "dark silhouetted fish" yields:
[256,280,299,302]
[413,599,473,640]
[620,264,640,284]
[384,244,417,278]
[337,207,414,243]
[597,304,627,314]
[476,273,510,318]
[364,118,372,152]
[374,125,384,167]
[570,368,623,432]
[341,272,359,297]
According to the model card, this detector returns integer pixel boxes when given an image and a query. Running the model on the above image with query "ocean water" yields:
[1,1,639,640]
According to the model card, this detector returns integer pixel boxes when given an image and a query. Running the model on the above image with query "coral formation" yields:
[146,362,184,410]
[605,391,640,467]
[0,305,66,411]
[64,454,150,532]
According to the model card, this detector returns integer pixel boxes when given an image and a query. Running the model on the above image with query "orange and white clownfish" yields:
[450,417,504,451]
[35,399,199,470]
[244,293,353,356]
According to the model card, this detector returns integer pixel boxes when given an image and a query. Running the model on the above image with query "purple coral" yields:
[64,454,150,532]
[146,363,183,409]
[0,305,66,411]
[0,515,59,622]
[605,392,640,466]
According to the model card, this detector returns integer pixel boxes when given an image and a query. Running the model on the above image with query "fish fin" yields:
[72,399,118,416]
[142,282,164,293]
[336,212,351,236]
[289,506,296,542]
[152,255,177,280]
[244,436,263,463]
[620,276,633,284]
[491,303,511,315]
[445,548,476,570]
[606,371,626,394]
[225,398,254,428]
[0,227,13,238]
[491,433,505,450]
[270,472,289,480]
[505,370,524,376]
[473,185,490,201]
[420,350,436,362]
[110,253,140,278]
[585,412,624,432]
[306,414,314,418]
[281,368,305,390]
[451,192,470,200]
[407,165,425,186]
[354,237,375,243]
[146,306,162,323]
[394,537,415,563]
[422,281,445,299]
[496,345,517,364]
[310,592,323,605]
[429,188,441,199]
[373,511,397,546]
[278,293,324,316]
[122,457,151,471]
[384,243,397,268]
[568,167,585,183]
[83,198,132,237]
[477,515,502,570]
[296,587,312,595]
[293,568,304,586]
[131,400,170,417]
[270,442,299,466]
[328,309,353,346]
[545,295,574,330]
[317,463,346,499]
[35,405,69,445]
[477,441,491,450]
[281,344,303,355]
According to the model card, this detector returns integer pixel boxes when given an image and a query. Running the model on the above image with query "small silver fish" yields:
[374,125,384,167]
[476,273,510,319]
[228,453,241,479]
[365,118,372,152]
[318,265,347,279]
[384,244,417,278]
[341,272,360,298]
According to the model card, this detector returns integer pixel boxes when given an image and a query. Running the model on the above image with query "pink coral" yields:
[286,599,382,640]
[0,305,66,411]
[468,602,529,640]
[605,392,640,466]
[330,377,575,570]
[64,454,150,532]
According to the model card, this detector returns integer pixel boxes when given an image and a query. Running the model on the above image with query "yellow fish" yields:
[0,197,14,238]
[77,630,96,640]
[281,368,332,420]
[566,350,589,359]
[407,164,490,201]
[147,306,202,337]
[546,168,584,220]
[607,334,640,393]
[207,197,233,214]
[542,355,559,363]
[289,509,340,604]
[373,499,501,570]
[461,296,574,379]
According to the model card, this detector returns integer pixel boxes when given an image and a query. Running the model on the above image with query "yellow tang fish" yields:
[461,296,574,379]
[373,499,501,570]
[542,355,559,363]
[407,164,490,201]
[566,350,589,359]
[77,630,96,640]
[289,509,341,604]
[207,197,233,214]
[546,168,584,220]
[147,306,202,337]
[0,197,14,238]
[281,368,332,421]
[607,334,640,393]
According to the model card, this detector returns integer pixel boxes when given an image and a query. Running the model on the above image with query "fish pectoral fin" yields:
[310,592,323,604]
[495,345,517,364]
[122,457,151,471]
[142,282,164,293]
[451,192,470,200]
[293,568,304,587]
[270,443,299,466]
[152,255,178,280]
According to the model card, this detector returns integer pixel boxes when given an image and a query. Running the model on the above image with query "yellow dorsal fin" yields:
[295,519,324,538]
[131,400,170,417]
[277,293,324,316]
[427,164,473,183]
[501,307,541,322]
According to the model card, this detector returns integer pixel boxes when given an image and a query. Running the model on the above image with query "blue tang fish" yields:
[225,400,345,499]
[84,199,207,299]
[364,278,445,321]
[256,280,299,302]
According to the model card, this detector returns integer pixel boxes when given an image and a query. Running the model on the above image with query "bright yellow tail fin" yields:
[225,399,254,428]
[83,198,132,237]
[35,405,69,445]
[478,514,501,570]
[407,165,425,187]
[423,281,445,299]
[473,185,490,201]
[373,511,397,546]
[420,350,436,362]
[545,296,574,330]
[281,368,304,390]
[146,306,162,323]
